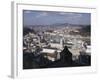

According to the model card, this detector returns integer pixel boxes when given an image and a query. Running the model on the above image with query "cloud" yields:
[66,13,82,19]
[59,13,83,23]
[59,12,82,18]
[24,10,32,14]
[59,12,68,15]
[68,13,82,17]
[36,12,48,18]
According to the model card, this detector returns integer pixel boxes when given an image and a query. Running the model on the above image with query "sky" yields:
[23,10,91,26]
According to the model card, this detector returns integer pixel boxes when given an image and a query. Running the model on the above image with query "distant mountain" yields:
[23,23,90,33]
[24,22,90,28]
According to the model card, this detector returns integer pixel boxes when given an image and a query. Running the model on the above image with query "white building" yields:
[40,48,61,61]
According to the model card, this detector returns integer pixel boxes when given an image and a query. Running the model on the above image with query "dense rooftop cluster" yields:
[23,26,91,69]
